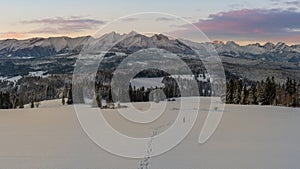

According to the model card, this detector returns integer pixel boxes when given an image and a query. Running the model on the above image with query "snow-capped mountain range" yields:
[0,36,90,57]
[0,32,299,62]
[213,41,300,62]
[0,32,299,82]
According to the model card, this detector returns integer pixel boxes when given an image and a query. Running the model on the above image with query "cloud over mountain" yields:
[175,8,300,43]
[22,16,106,34]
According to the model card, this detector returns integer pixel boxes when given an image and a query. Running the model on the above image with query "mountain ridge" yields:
[0,32,299,63]
[0,32,299,83]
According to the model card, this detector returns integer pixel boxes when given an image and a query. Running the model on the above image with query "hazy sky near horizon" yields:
[0,0,300,44]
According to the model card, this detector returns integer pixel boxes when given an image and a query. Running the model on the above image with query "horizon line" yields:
[0,33,299,47]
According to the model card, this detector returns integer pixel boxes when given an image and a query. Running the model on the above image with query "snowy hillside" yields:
[0,36,90,57]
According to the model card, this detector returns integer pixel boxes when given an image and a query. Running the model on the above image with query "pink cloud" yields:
[176,8,300,44]
[21,16,105,34]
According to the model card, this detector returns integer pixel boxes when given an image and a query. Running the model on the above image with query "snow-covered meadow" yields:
[0,98,299,169]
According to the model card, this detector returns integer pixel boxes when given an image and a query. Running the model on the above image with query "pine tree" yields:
[291,79,297,107]
[31,100,34,108]
[106,87,112,105]
[0,92,2,109]
[263,77,276,105]
[153,89,160,103]
[12,95,18,109]
[66,84,73,105]
[92,85,102,108]
[96,91,102,108]
[240,85,248,104]
[19,96,24,109]
[129,83,133,101]
[256,80,265,105]
[270,76,277,105]
[62,94,65,105]
[247,85,257,104]
[226,79,234,104]
[2,92,12,109]
[233,79,242,104]
[285,78,295,106]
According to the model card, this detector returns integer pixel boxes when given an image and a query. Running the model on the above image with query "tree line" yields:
[226,77,299,107]
[1,74,299,109]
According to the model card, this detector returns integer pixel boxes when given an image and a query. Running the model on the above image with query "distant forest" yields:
[226,77,299,107]
[125,76,300,107]
[0,73,299,109]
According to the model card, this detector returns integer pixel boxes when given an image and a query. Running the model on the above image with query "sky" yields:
[0,0,299,45]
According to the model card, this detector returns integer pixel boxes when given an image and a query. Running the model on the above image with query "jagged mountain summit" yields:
[0,31,299,62]
[213,41,300,62]
[0,31,299,83]
[0,36,91,57]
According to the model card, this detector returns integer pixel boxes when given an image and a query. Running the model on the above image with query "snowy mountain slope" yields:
[213,41,300,62]
[0,32,299,62]
[0,32,299,83]
[0,36,90,57]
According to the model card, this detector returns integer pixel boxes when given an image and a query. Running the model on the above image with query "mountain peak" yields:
[127,30,138,36]
[275,42,287,47]
[212,40,224,45]
[226,41,239,46]
[263,42,275,49]
[152,34,169,41]
[274,42,288,50]
[0,32,299,63]
[101,31,121,38]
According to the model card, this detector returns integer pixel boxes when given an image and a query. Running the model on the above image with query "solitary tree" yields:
[30,100,34,108]
[66,85,73,105]
[62,94,65,105]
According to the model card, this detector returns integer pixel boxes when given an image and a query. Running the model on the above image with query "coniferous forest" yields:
[0,73,299,109]
[226,77,299,107]
[127,76,300,107]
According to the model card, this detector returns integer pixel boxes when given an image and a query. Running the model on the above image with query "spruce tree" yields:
[247,85,257,104]
[62,94,65,105]
[66,85,73,105]
[226,79,234,104]
[0,92,2,109]
[31,100,34,108]
[291,79,297,107]
[270,76,277,105]
[256,80,265,105]
[262,76,276,105]
[106,87,112,105]
[19,96,24,109]
[92,86,102,108]
[233,79,242,104]
[153,89,160,103]
[285,78,293,106]
[240,85,248,104]
[96,91,102,108]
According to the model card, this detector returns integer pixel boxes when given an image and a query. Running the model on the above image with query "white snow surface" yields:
[0,98,300,169]
[130,77,164,89]
[0,71,48,83]
[130,74,210,89]
[28,71,48,77]
[0,75,22,82]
